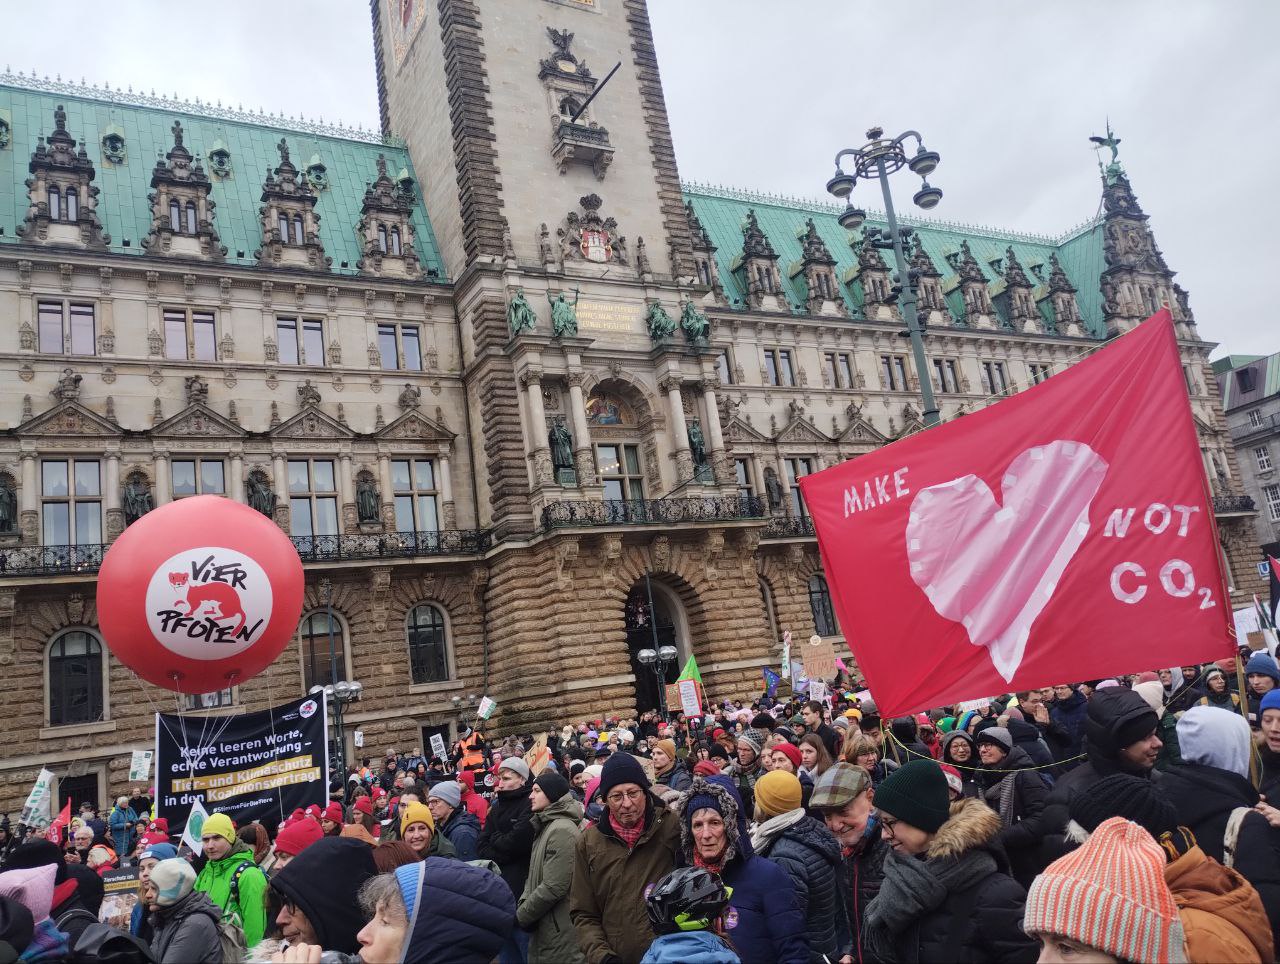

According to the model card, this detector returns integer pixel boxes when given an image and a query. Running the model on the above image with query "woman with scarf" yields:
[749,770,843,964]
[972,728,1050,890]
[1198,666,1242,710]
[676,775,807,964]
[861,760,1036,963]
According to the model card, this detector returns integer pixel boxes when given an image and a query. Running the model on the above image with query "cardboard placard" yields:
[664,679,704,716]
[129,750,153,783]
[524,734,551,775]
[802,633,837,681]
[429,733,447,761]
[99,866,140,928]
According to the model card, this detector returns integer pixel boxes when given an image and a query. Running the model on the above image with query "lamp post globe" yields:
[908,147,940,177]
[826,171,856,199]
[913,181,943,210]
[838,204,866,231]
[657,645,678,663]
[637,648,657,665]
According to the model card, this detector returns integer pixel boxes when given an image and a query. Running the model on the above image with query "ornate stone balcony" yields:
[762,516,816,539]
[541,496,766,531]
[1212,495,1256,516]
[551,121,614,179]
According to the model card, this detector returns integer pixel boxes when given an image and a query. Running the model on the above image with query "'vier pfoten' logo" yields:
[144,547,273,660]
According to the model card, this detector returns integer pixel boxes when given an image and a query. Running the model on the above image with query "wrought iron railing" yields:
[542,496,766,531]
[291,529,492,563]
[0,543,108,577]
[763,516,816,539]
[1213,495,1256,514]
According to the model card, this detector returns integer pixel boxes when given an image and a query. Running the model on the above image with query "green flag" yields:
[676,654,702,684]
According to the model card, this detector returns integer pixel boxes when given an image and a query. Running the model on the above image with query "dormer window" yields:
[944,252,961,271]
[559,96,582,120]
[208,146,231,178]
[65,188,78,220]
[292,215,304,246]
[101,130,126,164]
[389,227,401,256]
[305,155,328,192]
[47,187,61,221]
[378,224,388,253]
[989,258,1003,276]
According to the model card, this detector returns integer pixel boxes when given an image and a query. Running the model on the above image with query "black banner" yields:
[154,694,329,834]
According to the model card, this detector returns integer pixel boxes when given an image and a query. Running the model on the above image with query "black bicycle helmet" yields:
[645,866,731,934]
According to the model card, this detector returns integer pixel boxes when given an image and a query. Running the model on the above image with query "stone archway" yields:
[623,575,690,713]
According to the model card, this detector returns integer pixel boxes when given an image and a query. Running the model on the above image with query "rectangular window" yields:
[288,459,339,542]
[302,320,325,366]
[378,324,423,371]
[163,308,218,362]
[598,444,645,502]
[1266,484,1280,523]
[837,354,854,390]
[184,689,235,710]
[764,349,795,387]
[1256,446,1273,472]
[778,349,795,387]
[1029,363,1052,385]
[277,319,300,366]
[734,458,754,501]
[931,359,960,394]
[716,350,734,386]
[391,459,440,534]
[765,351,779,387]
[824,352,839,389]
[277,317,325,366]
[171,459,226,497]
[785,457,814,519]
[42,459,101,546]
[36,301,95,356]
[1249,409,1265,429]
[982,360,1009,395]
[881,355,897,391]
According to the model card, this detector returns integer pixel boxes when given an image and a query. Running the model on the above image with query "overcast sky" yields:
[4,1,1276,358]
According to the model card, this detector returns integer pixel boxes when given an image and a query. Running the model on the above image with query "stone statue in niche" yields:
[0,478,16,534]
[680,300,709,344]
[688,419,709,478]
[247,472,276,517]
[549,417,577,486]
[123,474,154,525]
[645,301,676,342]
[398,383,422,411]
[508,288,537,336]
[764,466,784,511]
[548,289,579,338]
[356,475,381,524]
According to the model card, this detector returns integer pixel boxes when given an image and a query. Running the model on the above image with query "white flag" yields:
[179,799,211,856]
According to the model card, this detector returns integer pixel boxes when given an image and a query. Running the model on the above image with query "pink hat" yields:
[0,863,56,922]
[1134,671,1160,684]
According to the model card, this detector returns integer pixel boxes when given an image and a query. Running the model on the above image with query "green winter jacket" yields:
[519,795,585,964]
[193,842,268,948]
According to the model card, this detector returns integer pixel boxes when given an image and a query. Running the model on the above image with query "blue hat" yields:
[140,842,177,862]
[1246,652,1280,684]
[1261,689,1280,715]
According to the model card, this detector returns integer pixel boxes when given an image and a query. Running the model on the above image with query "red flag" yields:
[798,311,1232,717]
[45,800,71,843]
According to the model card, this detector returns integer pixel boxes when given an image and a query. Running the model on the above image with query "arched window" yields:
[389,227,401,256]
[169,199,181,232]
[47,187,61,221]
[65,188,78,221]
[377,224,388,253]
[277,213,290,241]
[808,573,838,638]
[299,611,347,692]
[407,604,449,684]
[185,201,197,234]
[292,215,305,246]
[48,629,104,726]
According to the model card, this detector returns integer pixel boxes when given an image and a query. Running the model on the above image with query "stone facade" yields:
[0,1,1263,812]
[1216,353,1280,556]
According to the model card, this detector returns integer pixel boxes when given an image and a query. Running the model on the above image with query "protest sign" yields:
[99,866,140,928]
[154,693,328,833]
[477,696,497,720]
[781,631,792,678]
[19,768,55,830]
[799,311,1234,717]
[179,798,210,855]
[808,680,828,704]
[429,732,447,762]
[129,750,153,783]
[524,734,551,775]
[801,634,837,681]
[676,679,701,716]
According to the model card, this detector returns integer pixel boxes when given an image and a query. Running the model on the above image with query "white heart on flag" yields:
[905,440,1109,681]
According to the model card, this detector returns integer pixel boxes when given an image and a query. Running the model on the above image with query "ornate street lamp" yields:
[827,127,944,426]
[310,679,363,776]
[637,644,679,722]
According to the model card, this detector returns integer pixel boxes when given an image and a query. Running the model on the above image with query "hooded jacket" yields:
[753,812,844,963]
[887,719,931,764]
[570,796,681,964]
[192,840,268,948]
[1048,688,1088,765]
[1165,842,1274,964]
[940,732,980,798]
[1003,718,1054,771]
[439,807,482,863]
[975,744,1050,889]
[518,794,585,964]
[862,799,1035,963]
[639,930,740,964]
[397,857,516,964]
[457,770,490,827]
[269,837,376,954]
[676,775,807,964]
[477,779,536,899]
[148,889,222,963]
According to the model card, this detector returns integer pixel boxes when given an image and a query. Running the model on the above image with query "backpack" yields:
[1222,806,1252,869]
[214,916,248,964]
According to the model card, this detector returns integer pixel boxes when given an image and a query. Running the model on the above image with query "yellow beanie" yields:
[202,812,236,844]
[754,770,803,818]
[400,800,435,835]
[843,708,862,721]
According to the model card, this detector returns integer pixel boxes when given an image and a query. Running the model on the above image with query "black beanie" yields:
[1069,773,1177,838]
[708,744,730,762]
[598,752,650,800]
[534,770,571,804]
[5,839,67,884]
[0,897,34,960]
[1086,688,1157,759]
[271,837,377,954]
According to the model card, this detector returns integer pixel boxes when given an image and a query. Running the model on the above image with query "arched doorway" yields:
[624,576,688,713]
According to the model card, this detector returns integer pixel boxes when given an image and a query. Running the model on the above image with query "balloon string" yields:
[264,672,286,828]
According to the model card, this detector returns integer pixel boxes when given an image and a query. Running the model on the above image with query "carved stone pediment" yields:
[726,416,771,445]
[376,408,454,442]
[776,416,831,445]
[271,406,354,440]
[18,401,121,437]
[836,418,887,445]
[152,403,245,439]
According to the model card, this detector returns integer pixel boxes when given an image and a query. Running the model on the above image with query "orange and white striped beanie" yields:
[1024,817,1187,963]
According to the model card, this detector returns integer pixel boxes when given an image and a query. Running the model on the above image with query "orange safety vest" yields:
[458,731,485,770]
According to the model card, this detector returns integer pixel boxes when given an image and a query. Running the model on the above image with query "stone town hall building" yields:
[0,0,1262,811]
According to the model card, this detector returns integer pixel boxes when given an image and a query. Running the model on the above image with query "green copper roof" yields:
[682,183,1105,337]
[0,80,445,279]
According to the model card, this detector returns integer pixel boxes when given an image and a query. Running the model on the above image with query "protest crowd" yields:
[0,649,1276,963]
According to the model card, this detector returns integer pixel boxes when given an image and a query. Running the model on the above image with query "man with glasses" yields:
[571,752,681,964]
[192,812,268,948]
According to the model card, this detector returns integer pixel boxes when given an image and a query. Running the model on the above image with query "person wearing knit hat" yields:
[769,740,803,775]
[273,816,324,869]
[518,769,586,963]
[272,837,378,955]
[569,751,681,964]
[398,801,437,859]
[1197,666,1242,710]
[477,750,537,963]
[0,864,56,924]
[747,769,843,963]
[730,730,765,816]
[1025,817,1187,963]
[193,811,268,948]
[143,857,223,963]
[427,781,480,862]
[863,761,1036,962]
[1245,651,1280,727]
[651,738,691,793]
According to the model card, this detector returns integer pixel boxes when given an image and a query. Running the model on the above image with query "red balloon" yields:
[96,495,304,694]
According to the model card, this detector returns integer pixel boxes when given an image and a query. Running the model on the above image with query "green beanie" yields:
[874,759,951,833]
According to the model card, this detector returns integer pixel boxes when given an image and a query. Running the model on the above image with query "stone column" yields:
[775,453,793,514]
[338,454,355,531]
[104,454,123,541]
[701,378,730,484]
[378,454,396,531]
[229,455,245,503]
[523,367,553,488]
[662,376,693,483]
[439,454,456,529]
[751,455,767,499]
[19,454,37,543]
[153,454,171,505]
[566,372,597,485]
[272,453,290,531]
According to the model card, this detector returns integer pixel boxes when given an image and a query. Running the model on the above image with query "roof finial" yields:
[1089,119,1122,175]
[171,119,184,148]
[53,104,66,132]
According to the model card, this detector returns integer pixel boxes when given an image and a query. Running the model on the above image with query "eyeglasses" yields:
[880,815,901,838]
[606,787,645,806]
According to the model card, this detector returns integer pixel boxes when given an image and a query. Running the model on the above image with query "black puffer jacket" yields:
[1261,743,1280,801]
[755,815,844,964]
[1159,762,1280,954]
[834,823,889,962]
[975,745,1050,889]
[476,780,535,899]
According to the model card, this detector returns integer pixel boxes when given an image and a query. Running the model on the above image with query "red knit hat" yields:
[273,817,323,858]
[323,802,343,824]
[303,804,323,823]
[147,818,169,836]
[352,797,373,817]
[692,760,722,778]
[771,741,803,771]
[1134,671,1160,684]
[939,764,964,798]
[138,831,170,848]
[457,771,476,792]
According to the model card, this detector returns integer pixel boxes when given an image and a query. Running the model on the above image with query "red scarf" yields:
[608,812,645,850]
[692,850,725,875]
